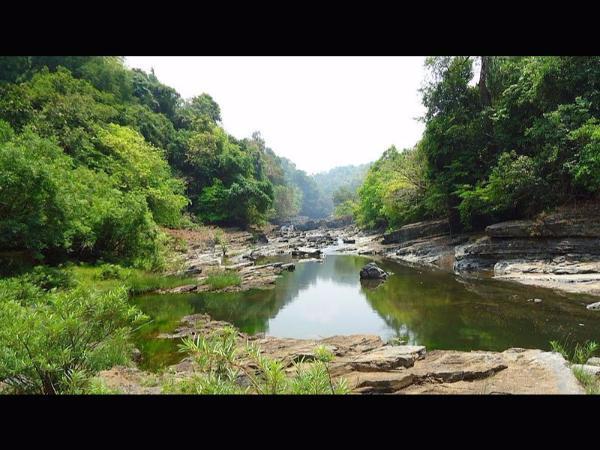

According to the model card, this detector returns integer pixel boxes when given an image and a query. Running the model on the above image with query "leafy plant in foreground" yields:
[0,286,147,394]
[163,326,349,395]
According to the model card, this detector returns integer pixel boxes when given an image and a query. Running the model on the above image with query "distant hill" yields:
[311,163,371,217]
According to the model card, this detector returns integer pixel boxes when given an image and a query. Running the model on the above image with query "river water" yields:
[133,254,600,371]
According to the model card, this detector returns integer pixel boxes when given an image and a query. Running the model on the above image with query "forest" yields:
[355,56,600,232]
[0,57,365,270]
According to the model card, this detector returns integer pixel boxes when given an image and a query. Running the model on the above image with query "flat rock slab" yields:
[407,350,508,383]
[141,310,586,395]
[346,370,415,393]
[254,334,386,368]
[98,366,161,394]
[345,345,426,372]
[159,313,241,339]
[402,349,584,394]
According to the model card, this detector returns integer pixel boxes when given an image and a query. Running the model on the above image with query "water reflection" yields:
[133,255,600,371]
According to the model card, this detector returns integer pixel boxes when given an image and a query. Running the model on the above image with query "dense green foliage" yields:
[0,57,294,266]
[0,278,146,394]
[357,56,600,231]
[0,56,371,269]
[356,145,431,229]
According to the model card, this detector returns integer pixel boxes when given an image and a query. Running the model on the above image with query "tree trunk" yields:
[479,56,492,107]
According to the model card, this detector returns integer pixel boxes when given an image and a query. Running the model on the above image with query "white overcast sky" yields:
[125,56,428,174]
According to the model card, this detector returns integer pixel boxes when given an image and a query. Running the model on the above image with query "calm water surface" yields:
[133,255,600,371]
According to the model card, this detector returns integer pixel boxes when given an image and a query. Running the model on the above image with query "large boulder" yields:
[360,262,388,280]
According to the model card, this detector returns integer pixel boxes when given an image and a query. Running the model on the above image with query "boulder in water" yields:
[360,262,388,280]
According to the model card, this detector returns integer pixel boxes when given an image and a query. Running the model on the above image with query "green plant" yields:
[572,366,600,395]
[550,339,599,364]
[23,266,74,291]
[164,327,349,395]
[213,230,228,258]
[0,285,147,394]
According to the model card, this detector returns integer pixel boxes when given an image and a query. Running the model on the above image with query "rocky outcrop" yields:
[110,314,584,395]
[453,209,600,295]
[390,234,470,271]
[382,219,450,245]
[586,357,600,366]
[454,236,600,272]
[486,214,600,238]
[359,262,388,280]
[402,348,584,395]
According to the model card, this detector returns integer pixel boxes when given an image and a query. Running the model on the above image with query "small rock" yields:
[185,265,202,275]
[586,357,600,367]
[131,348,142,363]
[586,301,600,310]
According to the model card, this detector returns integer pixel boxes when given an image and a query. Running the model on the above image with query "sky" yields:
[125,56,428,174]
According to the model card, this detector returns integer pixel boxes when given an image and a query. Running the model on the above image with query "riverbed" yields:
[133,254,600,371]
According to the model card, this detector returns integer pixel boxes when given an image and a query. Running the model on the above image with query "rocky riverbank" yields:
[100,313,585,394]
[163,205,600,299]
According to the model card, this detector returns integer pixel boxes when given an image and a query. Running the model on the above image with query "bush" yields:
[24,266,74,291]
[0,286,147,394]
[97,263,128,281]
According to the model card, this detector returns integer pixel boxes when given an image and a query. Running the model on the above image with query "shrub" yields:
[23,266,74,291]
[0,286,147,394]
[97,263,128,281]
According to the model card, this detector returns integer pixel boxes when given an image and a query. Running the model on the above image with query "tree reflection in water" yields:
[134,255,600,371]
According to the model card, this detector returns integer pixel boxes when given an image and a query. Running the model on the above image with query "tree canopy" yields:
[356,56,600,231]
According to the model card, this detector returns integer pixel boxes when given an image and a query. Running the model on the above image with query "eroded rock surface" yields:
[382,219,450,245]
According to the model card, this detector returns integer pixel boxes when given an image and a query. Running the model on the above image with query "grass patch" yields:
[204,272,241,290]
[69,264,198,295]
[550,340,599,364]
[550,339,600,395]
[572,367,600,395]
